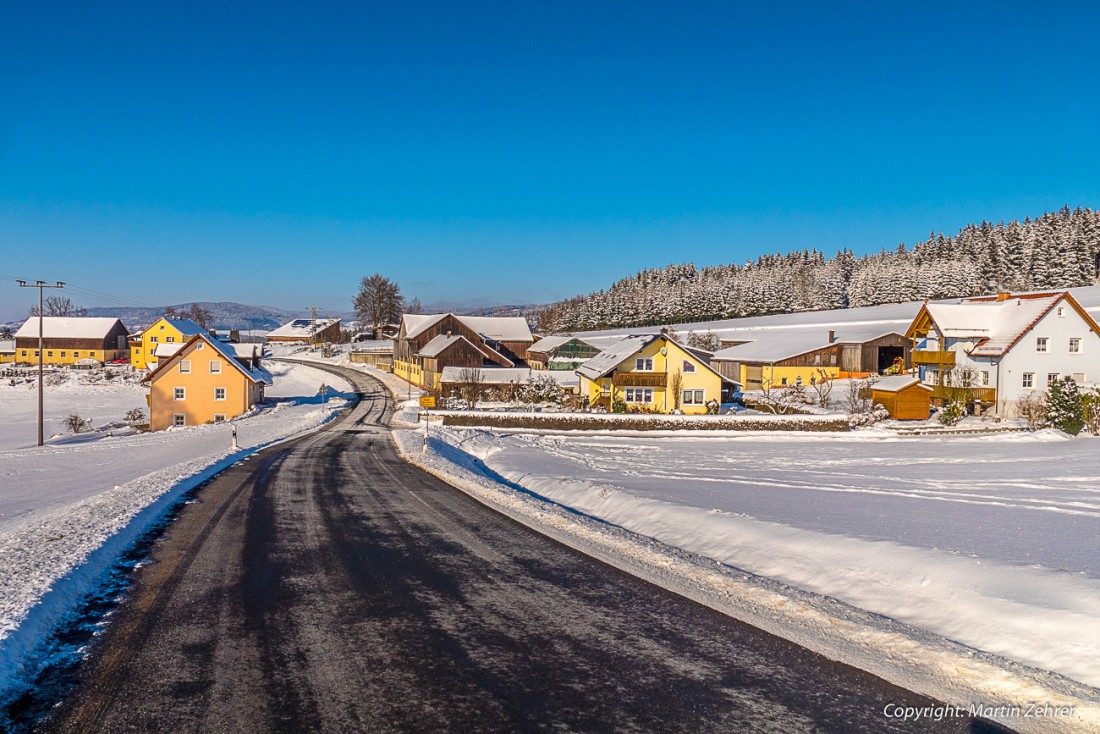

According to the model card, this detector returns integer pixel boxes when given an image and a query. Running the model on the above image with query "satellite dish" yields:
[659,347,667,356]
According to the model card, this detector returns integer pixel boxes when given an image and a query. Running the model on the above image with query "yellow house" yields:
[14,317,130,365]
[577,334,736,414]
[0,340,14,364]
[131,317,207,370]
[143,332,271,431]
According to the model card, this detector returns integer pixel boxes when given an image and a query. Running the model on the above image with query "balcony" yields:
[930,385,996,404]
[612,371,667,387]
[911,350,956,367]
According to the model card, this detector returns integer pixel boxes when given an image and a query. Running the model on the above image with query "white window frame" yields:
[150,336,159,343]
[1036,337,1049,353]
[1069,338,1081,354]
[213,414,226,423]
[1047,372,1059,385]
[166,336,175,343]
[682,360,696,373]
[980,370,989,386]
[624,387,653,403]
[174,387,186,400]
[214,387,227,401]
[1057,306,1066,318]
[173,413,186,427]
[179,360,191,374]
[634,357,654,372]
[682,389,705,405]
[210,360,222,374]
[1022,372,1034,388]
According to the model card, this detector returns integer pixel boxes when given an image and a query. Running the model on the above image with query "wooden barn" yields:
[871,376,933,420]
[393,313,533,390]
[14,317,130,365]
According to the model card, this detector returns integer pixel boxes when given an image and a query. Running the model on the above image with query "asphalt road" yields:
[42,361,1010,733]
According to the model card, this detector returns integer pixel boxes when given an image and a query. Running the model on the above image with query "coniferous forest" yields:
[537,207,1100,332]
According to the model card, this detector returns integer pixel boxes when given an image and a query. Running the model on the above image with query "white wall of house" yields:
[996,304,1100,415]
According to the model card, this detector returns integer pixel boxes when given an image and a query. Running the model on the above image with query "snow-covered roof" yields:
[14,317,126,340]
[266,318,341,339]
[403,313,533,343]
[417,334,468,358]
[439,366,579,387]
[160,318,207,337]
[922,293,1070,357]
[351,340,395,353]
[527,335,596,354]
[153,343,185,358]
[0,339,13,353]
[145,332,272,385]
[228,343,259,359]
[576,334,661,380]
[871,376,932,393]
[711,326,904,363]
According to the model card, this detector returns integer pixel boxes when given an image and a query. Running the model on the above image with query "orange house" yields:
[144,332,272,431]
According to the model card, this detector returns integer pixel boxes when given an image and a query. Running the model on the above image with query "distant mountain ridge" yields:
[81,302,355,332]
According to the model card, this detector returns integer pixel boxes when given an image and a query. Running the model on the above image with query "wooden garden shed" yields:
[871,375,933,420]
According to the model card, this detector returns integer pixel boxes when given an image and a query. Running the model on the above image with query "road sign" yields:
[419,396,436,408]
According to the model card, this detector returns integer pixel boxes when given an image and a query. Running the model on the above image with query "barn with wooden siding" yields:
[393,313,533,389]
[871,375,933,420]
[14,317,130,365]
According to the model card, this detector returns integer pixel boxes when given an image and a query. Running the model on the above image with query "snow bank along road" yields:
[41,362,1006,734]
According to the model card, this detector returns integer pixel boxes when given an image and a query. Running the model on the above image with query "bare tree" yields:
[30,296,87,317]
[1016,392,1048,430]
[64,413,88,434]
[808,369,834,408]
[186,303,214,329]
[457,367,484,409]
[756,379,810,414]
[670,369,683,410]
[354,274,404,336]
[844,378,873,414]
[405,297,424,315]
[124,407,146,425]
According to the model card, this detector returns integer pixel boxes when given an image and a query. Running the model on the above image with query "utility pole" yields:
[17,280,65,446]
[305,306,321,347]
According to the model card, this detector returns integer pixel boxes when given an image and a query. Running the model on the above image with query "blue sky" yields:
[2,1,1098,320]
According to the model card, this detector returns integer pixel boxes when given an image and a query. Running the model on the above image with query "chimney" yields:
[827,330,835,343]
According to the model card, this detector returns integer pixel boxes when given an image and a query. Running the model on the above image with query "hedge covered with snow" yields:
[437,410,850,432]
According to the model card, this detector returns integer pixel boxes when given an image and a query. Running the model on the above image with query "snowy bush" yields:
[1016,392,1048,431]
[64,413,89,434]
[124,407,146,425]
[753,382,813,414]
[1081,389,1100,436]
[848,404,889,428]
[937,401,965,426]
[1045,377,1085,435]
[515,374,565,408]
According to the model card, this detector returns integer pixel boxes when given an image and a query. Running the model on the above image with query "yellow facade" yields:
[133,317,202,370]
[581,337,724,415]
[747,364,840,389]
[145,335,263,431]
[15,347,118,365]
[0,351,14,364]
[393,359,438,390]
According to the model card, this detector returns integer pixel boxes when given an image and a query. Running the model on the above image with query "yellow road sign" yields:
[419,396,436,408]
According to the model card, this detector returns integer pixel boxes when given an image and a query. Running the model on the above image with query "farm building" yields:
[526,335,601,370]
[439,366,580,400]
[394,313,534,390]
[265,318,342,344]
[349,340,395,368]
[14,317,130,366]
[871,376,933,420]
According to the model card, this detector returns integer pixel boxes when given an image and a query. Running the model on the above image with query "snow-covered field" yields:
[0,361,353,698]
[393,412,1100,731]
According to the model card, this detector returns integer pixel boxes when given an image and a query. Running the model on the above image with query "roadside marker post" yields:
[419,395,435,453]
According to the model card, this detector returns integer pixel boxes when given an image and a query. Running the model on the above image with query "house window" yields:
[47,351,53,357]
[1069,338,1081,353]
[20,350,26,356]
[624,387,653,403]
[214,414,226,423]
[1036,337,1048,353]
[1057,307,1066,318]
[980,371,989,386]
[174,387,186,400]
[1022,373,1034,388]
[167,336,175,343]
[179,360,191,374]
[634,357,654,371]
[1048,372,1059,385]
[682,360,696,373]
[150,336,158,343]
[73,352,79,358]
[683,389,705,405]
[210,360,222,374]
[173,414,186,427]
[197,342,204,350]
[780,377,788,386]
[215,387,226,401]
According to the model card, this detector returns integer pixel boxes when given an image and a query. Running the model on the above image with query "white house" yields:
[906,291,1100,416]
